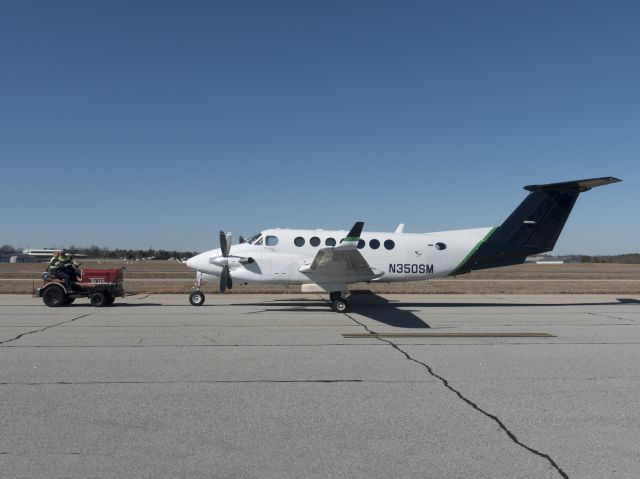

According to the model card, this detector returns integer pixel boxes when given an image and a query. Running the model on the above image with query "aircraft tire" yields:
[332,299,349,313]
[189,291,205,306]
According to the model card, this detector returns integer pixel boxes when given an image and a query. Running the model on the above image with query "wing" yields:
[298,222,384,282]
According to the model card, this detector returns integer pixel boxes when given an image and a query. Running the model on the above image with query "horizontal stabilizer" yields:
[524,177,621,193]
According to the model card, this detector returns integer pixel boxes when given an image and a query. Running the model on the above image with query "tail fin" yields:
[454,177,621,273]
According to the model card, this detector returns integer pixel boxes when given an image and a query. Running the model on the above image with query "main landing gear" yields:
[329,291,350,313]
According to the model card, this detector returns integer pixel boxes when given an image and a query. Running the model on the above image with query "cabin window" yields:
[369,239,380,249]
[357,239,365,249]
[435,242,447,250]
[384,239,395,250]
[294,237,305,247]
[325,238,336,247]
[310,236,321,247]
[265,236,279,246]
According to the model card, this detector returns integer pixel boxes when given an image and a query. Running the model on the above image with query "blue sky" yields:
[1,1,637,254]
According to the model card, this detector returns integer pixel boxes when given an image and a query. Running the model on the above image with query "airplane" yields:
[185,177,621,312]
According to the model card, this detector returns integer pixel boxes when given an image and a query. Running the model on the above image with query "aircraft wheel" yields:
[332,299,349,313]
[189,291,205,306]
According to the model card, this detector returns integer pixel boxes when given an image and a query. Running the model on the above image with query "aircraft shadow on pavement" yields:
[232,293,432,329]
[63,303,164,307]
[229,294,639,328]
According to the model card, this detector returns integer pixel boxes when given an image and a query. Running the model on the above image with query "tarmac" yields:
[1,293,639,478]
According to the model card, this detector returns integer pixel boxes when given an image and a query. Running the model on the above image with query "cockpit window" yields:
[246,233,262,245]
[265,235,279,246]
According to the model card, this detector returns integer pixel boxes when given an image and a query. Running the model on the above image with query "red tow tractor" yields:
[34,268,125,307]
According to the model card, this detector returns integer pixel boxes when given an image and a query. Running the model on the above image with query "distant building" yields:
[525,255,564,264]
[22,249,87,261]
[0,254,36,263]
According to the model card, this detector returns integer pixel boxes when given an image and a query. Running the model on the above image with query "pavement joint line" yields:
[335,297,570,479]
[0,313,95,346]
[342,332,555,338]
[5,341,640,349]
[0,379,426,386]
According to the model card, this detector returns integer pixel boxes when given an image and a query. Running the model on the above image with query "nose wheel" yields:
[189,291,205,306]
[189,271,205,306]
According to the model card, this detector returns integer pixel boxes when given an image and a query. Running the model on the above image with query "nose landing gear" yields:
[189,291,205,306]
[189,272,205,306]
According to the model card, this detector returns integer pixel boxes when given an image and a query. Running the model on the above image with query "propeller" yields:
[213,230,254,293]
[219,230,232,293]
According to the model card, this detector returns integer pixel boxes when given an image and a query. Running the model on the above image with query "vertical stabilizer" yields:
[452,177,621,274]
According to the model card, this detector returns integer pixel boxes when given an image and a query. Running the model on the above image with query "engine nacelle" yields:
[209,256,254,268]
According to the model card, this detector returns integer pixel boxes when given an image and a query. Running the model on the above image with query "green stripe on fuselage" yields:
[450,227,497,276]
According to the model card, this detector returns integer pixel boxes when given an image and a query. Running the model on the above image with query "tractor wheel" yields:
[43,286,66,307]
[90,292,108,307]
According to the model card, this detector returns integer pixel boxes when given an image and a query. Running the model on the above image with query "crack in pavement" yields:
[586,312,637,322]
[344,311,570,479]
[0,313,94,346]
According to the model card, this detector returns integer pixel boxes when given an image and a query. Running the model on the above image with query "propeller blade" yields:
[220,266,228,293]
[227,272,232,290]
[239,236,245,244]
[226,232,232,253]
[219,230,231,257]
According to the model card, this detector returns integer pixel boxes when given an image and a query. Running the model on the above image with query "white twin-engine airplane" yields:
[186,177,621,312]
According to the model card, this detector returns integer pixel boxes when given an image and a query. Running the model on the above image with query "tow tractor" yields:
[34,268,125,307]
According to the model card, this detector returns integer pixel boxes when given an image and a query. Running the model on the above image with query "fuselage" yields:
[186,227,493,285]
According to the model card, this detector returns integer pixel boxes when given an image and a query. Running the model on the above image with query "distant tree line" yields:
[576,254,640,264]
[3,243,640,264]
[0,244,198,260]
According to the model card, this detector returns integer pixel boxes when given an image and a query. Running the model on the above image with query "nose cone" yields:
[185,250,222,274]
[186,253,206,270]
